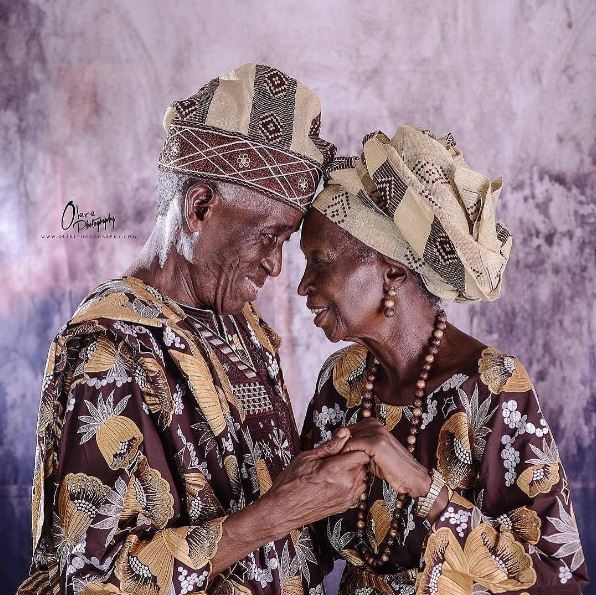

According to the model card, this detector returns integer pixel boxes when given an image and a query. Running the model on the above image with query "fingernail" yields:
[336,427,350,439]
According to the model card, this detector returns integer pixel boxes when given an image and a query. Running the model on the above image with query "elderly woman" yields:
[298,127,588,594]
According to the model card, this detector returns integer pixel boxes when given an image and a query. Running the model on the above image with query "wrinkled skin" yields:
[298,210,485,521]
[127,183,371,577]
[130,181,302,314]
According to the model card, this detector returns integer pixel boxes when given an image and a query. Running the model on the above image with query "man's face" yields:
[192,187,303,314]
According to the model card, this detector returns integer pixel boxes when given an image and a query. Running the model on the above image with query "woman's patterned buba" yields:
[301,344,588,594]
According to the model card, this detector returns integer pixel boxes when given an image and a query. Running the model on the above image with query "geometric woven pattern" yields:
[159,124,323,212]
[159,63,336,212]
[232,383,272,415]
[249,65,297,148]
[423,218,466,293]
[314,126,512,302]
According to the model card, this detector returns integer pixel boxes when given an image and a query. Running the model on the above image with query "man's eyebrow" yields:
[267,223,298,233]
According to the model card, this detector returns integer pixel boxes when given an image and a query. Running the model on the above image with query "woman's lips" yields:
[309,306,329,327]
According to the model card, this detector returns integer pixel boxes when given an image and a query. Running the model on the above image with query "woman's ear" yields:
[380,256,409,291]
[184,182,221,232]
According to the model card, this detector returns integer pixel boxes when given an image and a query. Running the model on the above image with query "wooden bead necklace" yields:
[355,309,447,570]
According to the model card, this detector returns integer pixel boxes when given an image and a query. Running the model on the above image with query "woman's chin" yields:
[319,316,344,343]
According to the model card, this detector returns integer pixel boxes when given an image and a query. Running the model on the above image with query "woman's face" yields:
[298,210,386,343]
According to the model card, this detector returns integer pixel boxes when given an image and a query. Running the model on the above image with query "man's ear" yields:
[184,183,221,232]
[380,255,409,291]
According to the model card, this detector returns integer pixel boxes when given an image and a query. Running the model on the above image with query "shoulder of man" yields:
[43,276,205,406]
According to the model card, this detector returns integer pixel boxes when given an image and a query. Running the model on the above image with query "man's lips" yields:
[245,276,265,298]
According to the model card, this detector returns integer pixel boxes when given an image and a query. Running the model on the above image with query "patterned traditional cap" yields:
[313,126,512,302]
[158,63,336,213]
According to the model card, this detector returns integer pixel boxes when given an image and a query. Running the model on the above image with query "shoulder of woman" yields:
[476,345,534,396]
[315,344,367,398]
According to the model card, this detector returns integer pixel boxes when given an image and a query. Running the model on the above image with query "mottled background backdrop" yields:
[1,0,594,593]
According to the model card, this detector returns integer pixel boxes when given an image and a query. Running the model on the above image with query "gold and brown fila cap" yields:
[159,63,336,212]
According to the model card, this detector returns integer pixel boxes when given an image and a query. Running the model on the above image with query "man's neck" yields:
[125,232,204,308]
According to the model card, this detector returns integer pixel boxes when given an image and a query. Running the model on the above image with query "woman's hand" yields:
[341,418,432,498]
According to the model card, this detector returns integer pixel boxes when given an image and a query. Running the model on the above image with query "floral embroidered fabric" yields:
[301,345,588,595]
[18,277,324,595]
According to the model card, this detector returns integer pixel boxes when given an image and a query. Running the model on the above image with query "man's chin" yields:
[213,294,251,316]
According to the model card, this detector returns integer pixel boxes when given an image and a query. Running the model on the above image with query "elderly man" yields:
[18,64,369,595]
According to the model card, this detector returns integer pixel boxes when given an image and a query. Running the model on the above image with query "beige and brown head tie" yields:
[313,126,512,302]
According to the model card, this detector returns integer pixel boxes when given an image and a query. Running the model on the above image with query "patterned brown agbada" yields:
[18,276,325,595]
[301,345,589,595]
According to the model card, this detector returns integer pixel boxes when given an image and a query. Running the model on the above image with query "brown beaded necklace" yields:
[355,309,447,570]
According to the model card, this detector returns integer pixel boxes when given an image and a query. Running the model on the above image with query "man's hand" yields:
[262,428,370,536]
[341,418,432,498]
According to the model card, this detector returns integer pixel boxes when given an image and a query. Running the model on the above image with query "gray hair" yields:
[155,170,246,217]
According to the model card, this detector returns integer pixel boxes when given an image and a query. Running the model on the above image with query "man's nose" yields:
[262,247,283,278]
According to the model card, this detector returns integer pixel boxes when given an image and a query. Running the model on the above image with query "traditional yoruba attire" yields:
[301,127,588,594]
[19,63,334,595]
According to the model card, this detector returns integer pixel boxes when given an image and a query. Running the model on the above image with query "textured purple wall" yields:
[1,1,594,593]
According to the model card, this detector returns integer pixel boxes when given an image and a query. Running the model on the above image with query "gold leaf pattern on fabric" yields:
[168,348,227,436]
[450,491,474,509]
[96,415,143,470]
[516,462,560,498]
[71,292,162,328]
[419,527,470,595]
[122,455,174,529]
[463,525,536,592]
[31,446,45,551]
[437,412,475,489]
[508,507,541,545]
[83,583,128,594]
[208,350,243,422]
[332,344,367,406]
[370,499,391,546]
[58,473,110,544]
[383,404,404,431]
[163,520,225,569]
[341,548,364,567]
[242,303,276,354]
[281,575,304,595]
[115,533,172,595]
[183,472,225,524]
[83,336,117,374]
[124,277,183,324]
[340,564,415,595]
[138,356,174,429]
[478,347,533,394]
[223,455,242,496]
[255,459,273,494]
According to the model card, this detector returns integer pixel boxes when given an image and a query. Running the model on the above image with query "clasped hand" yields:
[340,418,432,499]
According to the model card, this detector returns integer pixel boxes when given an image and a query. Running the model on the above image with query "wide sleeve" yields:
[23,332,227,595]
[300,373,352,577]
[418,358,589,595]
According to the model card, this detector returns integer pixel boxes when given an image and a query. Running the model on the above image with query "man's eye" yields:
[262,233,278,246]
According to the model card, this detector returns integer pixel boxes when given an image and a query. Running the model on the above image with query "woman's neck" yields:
[354,300,438,405]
